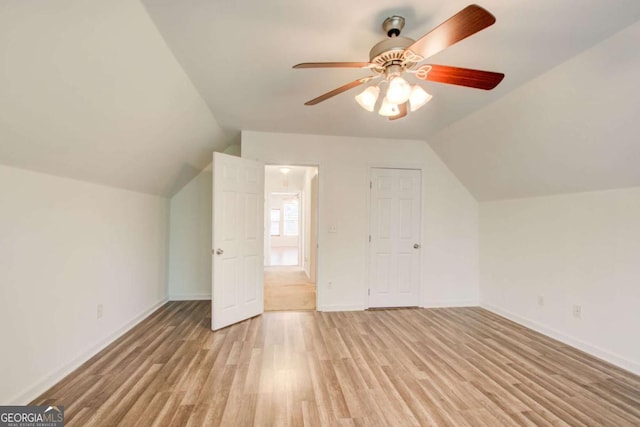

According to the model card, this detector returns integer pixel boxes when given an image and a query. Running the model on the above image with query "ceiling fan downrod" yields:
[382,16,405,38]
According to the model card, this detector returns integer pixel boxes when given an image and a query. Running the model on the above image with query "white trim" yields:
[169,293,211,301]
[319,304,366,312]
[482,303,640,376]
[422,300,479,308]
[11,298,168,405]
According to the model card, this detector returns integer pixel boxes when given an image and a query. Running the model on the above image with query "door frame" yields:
[365,163,425,308]
[264,163,321,311]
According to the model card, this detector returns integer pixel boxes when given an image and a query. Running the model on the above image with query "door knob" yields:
[216,248,224,255]
[413,243,421,249]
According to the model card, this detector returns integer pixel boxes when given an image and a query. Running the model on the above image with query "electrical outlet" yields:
[97,304,104,319]
[572,304,581,319]
[327,281,333,289]
[538,296,544,307]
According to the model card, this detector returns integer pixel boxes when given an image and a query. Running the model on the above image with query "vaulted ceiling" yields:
[0,0,229,196]
[1,0,639,199]
[141,0,640,141]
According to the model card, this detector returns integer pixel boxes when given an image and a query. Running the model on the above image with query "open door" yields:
[212,153,265,330]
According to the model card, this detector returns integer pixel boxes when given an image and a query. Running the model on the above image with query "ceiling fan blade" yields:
[293,62,374,69]
[389,102,408,120]
[417,64,504,90]
[304,76,377,106]
[405,5,496,61]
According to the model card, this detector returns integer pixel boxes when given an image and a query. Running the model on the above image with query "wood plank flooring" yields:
[32,301,640,426]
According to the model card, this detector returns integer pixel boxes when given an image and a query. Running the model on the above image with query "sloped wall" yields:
[480,187,640,374]
[0,165,169,404]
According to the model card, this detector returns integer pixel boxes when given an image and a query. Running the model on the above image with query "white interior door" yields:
[368,168,421,307]
[212,153,264,330]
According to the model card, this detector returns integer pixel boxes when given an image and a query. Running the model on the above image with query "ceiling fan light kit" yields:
[386,75,412,104]
[355,86,380,112]
[409,85,432,112]
[292,4,505,120]
[379,98,401,117]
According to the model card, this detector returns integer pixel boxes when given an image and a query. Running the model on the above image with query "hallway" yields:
[269,246,299,266]
[264,268,315,311]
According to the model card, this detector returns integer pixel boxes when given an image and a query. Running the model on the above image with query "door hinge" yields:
[368,235,371,242]
[370,181,372,189]
[368,289,370,296]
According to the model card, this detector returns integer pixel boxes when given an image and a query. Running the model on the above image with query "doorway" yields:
[264,165,318,311]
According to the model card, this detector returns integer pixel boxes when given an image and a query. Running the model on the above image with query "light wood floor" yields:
[269,246,299,266]
[264,269,315,311]
[32,301,640,426]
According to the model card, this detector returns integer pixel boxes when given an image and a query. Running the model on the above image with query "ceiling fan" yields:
[292,4,504,120]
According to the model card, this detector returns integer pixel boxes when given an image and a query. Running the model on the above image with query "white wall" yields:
[0,165,169,404]
[480,187,640,374]
[242,131,479,310]
[168,166,212,300]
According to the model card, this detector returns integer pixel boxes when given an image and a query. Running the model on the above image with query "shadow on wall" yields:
[168,163,206,197]
[223,144,241,156]
[168,143,240,196]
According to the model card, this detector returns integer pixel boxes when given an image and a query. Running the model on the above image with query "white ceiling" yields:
[265,165,313,192]
[430,20,640,201]
[1,0,639,199]
[266,165,308,183]
[141,0,640,141]
[139,0,640,200]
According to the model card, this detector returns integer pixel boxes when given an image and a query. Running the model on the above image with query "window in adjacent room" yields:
[283,199,299,236]
[270,209,281,236]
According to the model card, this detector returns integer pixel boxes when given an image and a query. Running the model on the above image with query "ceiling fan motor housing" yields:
[369,36,415,70]
[367,15,418,72]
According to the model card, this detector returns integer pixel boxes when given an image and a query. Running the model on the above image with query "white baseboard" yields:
[422,299,478,308]
[11,297,169,405]
[318,304,366,312]
[482,303,640,376]
[169,293,211,301]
